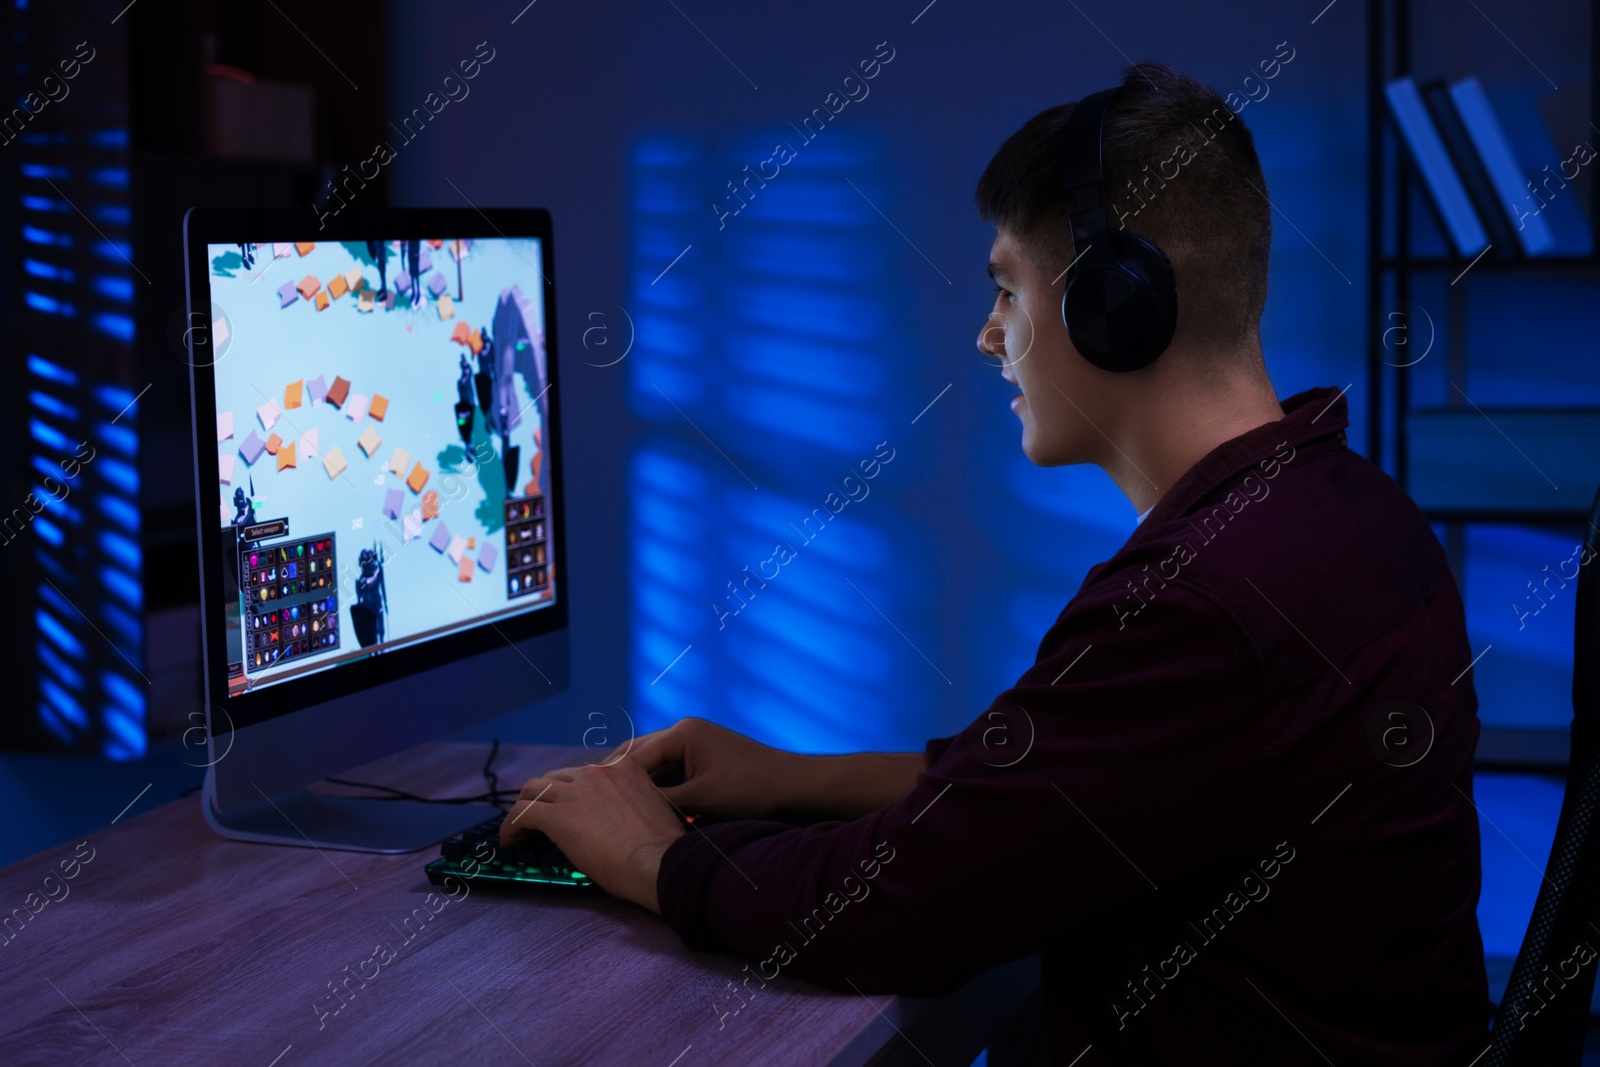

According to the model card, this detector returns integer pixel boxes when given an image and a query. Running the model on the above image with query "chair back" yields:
[1485,485,1600,1066]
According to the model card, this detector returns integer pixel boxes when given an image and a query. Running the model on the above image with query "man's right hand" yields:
[625,717,927,822]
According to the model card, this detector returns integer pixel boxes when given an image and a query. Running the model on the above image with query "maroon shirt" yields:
[657,386,1491,1065]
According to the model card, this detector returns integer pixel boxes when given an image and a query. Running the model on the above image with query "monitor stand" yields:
[203,773,496,854]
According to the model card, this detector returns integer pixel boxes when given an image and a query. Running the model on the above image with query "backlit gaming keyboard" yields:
[424,810,596,890]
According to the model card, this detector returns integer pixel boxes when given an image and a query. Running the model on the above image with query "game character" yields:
[349,543,388,648]
[403,239,422,295]
[457,353,475,408]
[455,354,477,445]
[473,327,494,414]
[231,484,256,527]
[366,239,389,295]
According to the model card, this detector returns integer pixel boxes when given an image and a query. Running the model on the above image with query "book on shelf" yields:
[1384,75,1489,258]
[1446,77,1558,257]
[1420,79,1519,258]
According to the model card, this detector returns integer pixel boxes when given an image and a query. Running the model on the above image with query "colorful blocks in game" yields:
[403,509,422,543]
[285,380,304,409]
[380,290,394,310]
[477,543,497,573]
[219,454,236,485]
[369,394,389,421]
[346,393,369,422]
[343,267,364,292]
[277,280,298,308]
[326,376,351,407]
[357,426,382,457]
[389,447,410,476]
[258,399,281,430]
[406,462,429,494]
[308,375,328,405]
[418,249,433,273]
[436,294,454,320]
[294,241,315,256]
[239,430,266,464]
[446,536,466,564]
[277,442,297,471]
[468,329,483,355]
[296,275,320,300]
[427,271,448,298]
[393,270,411,293]
[315,290,330,311]
[459,556,473,582]
[322,445,348,480]
[265,433,282,455]
[358,290,375,313]
[422,490,439,520]
[328,273,348,300]
[451,322,471,345]
[218,411,234,441]
[428,522,451,553]
[299,427,319,460]
[274,242,293,259]
[382,487,403,520]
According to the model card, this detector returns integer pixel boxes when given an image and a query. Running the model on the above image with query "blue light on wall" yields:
[17,84,145,757]
[625,131,936,754]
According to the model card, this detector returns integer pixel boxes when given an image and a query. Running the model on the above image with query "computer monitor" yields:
[183,207,568,853]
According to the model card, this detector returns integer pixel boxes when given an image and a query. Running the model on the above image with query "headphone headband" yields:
[1061,87,1118,200]
[1061,87,1119,279]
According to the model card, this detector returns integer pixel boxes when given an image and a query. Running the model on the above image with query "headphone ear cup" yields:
[1061,231,1178,373]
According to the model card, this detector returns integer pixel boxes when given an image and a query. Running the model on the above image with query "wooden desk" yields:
[0,742,1038,1066]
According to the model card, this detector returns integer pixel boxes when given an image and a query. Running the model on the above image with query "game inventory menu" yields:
[505,495,549,599]
[241,533,340,670]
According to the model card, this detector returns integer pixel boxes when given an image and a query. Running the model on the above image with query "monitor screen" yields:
[202,237,556,697]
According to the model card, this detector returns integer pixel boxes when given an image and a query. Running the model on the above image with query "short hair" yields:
[974,62,1272,355]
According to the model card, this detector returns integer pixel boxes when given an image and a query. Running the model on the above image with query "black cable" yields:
[323,737,514,806]
[321,779,517,804]
[483,736,502,802]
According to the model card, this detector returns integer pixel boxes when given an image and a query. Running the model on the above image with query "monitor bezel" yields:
[184,206,568,734]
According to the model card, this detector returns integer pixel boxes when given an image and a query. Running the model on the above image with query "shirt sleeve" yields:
[922,733,959,766]
[655,580,1267,997]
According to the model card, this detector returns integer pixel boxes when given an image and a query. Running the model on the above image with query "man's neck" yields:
[1101,363,1285,516]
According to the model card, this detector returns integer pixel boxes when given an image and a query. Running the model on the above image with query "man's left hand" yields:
[500,758,686,913]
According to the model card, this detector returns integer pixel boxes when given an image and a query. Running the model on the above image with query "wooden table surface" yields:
[0,742,1035,1067]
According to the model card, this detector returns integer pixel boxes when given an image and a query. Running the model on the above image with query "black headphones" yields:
[1059,86,1179,373]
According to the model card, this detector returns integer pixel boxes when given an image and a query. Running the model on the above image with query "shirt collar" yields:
[1132,385,1350,533]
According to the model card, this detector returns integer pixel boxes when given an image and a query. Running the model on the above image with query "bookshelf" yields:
[1365,0,1600,767]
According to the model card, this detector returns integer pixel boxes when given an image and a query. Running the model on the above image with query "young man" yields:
[504,63,1491,1064]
